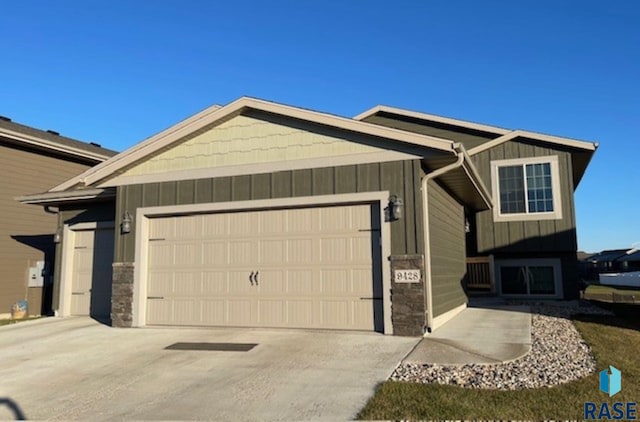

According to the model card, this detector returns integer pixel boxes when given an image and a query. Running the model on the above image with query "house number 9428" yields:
[394,269,421,283]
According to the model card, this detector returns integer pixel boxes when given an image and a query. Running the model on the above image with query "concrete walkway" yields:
[403,304,532,365]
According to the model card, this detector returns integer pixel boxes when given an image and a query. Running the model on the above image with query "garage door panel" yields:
[149,218,175,239]
[175,215,200,239]
[287,300,314,326]
[201,299,225,324]
[321,300,349,327]
[146,203,380,331]
[148,244,173,266]
[228,241,257,265]
[173,272,200,295]
[202,242,228,265]
[227,300,254,325]
[202,271,227,294]
[259,239,285,264]
[202,214,228,237]
[227,271,254,294]
[260,210,287,234]
[287,239,314,264]
[147,272,173,296]
[259,270,285,294]
[286,270,314,294]
[320,237,350,263]
[287,208,317,234]
[257,300,285,325]
[173,299,199,323]
[228,213,260,236]
[146,299,172,324]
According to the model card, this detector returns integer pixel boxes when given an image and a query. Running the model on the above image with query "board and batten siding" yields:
[115,160,424,263]
[361,113,498,150]
[427,179,467,318]
[470,140,577,254]
[0,142,94,314]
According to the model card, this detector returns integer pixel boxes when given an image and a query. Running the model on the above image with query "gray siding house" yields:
[19,97,597,335]
[0,117,115,317]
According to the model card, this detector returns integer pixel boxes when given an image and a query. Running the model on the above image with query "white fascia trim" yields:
[459,146,494,209]
[0,128,112,162]
[100,150,422,188]
[468,130,598,156]
[52,97,456,192]
[16,188,113,204]
[132,191,395,335]
[354,105,511,135]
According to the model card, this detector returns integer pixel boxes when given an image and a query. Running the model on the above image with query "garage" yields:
[144,203,383,331]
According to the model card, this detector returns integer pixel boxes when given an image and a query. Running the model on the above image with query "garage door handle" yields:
[249,272,255,286]
[147,296,164,300]
[360,297,382,300]
[254,271,259,286]
[71,292,85,295]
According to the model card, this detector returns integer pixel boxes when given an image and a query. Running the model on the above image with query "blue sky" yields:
[1,1,637,252]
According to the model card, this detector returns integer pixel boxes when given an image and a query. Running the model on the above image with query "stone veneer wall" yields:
[389,254,426,336]
[111,262,134,327]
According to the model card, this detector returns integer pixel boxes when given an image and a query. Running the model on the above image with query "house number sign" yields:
[394,269,421,283]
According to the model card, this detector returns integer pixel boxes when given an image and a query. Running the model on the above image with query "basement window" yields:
[491,156,562,222]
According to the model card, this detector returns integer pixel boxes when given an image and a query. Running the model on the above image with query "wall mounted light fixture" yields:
[121,211,133,234]
[388,195,403,221]
[53,228,61,244]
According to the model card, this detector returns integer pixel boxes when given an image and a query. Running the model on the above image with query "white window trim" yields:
[495,258,563,298]
[490,155,563,222]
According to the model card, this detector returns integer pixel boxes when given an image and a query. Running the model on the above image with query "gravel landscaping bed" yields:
[390,301,613,390]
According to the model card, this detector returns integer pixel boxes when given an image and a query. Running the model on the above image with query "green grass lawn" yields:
[357,303,640,420]
[0,316,41,326]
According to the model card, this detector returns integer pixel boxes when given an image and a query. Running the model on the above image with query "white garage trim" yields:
[58,221,114,317]
[132,192,393,333]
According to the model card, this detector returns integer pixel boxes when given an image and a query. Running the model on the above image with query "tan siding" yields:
[471,140,577,254]
[118,114,394,178]
[0,142,95,313]
[428,180,467,317]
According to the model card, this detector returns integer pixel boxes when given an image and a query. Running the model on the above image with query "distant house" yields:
[0,116,116,317]
[616,250,640,272]
[19,97,597,335]
[581,249,630,280]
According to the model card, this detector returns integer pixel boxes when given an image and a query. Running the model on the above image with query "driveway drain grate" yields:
[164,342,257,352]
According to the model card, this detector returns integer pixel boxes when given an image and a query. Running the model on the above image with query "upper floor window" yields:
[490,156,562,222]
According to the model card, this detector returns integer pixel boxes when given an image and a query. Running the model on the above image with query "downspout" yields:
[421,142,465,333]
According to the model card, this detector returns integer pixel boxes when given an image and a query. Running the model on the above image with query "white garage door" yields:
[145,204,381,330]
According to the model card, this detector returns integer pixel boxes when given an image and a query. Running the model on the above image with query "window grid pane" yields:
[498,166,525,214]
[525,163,553,213]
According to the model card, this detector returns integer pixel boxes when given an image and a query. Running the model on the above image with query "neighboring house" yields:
[618,250,640,272]
[581,249,630,280]
[18,97,597,336]
[1,116,116,317]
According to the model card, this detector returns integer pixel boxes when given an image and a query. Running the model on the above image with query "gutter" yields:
[421,142,465,333]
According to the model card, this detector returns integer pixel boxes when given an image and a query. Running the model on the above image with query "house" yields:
[617,250,640,272]
[1,116,116,317]
[355,106,597,299]
[18,97,597,336]
[581,249,630,280]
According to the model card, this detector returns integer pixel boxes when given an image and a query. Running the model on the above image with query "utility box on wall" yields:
[27,261,45,287]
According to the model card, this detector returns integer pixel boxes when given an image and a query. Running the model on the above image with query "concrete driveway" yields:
[0,317,416,421]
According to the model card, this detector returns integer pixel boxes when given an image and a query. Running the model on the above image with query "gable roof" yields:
[355,105,599,153]
[0,116,117,162]
[50,97,458,192]
[355,105,598,187]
